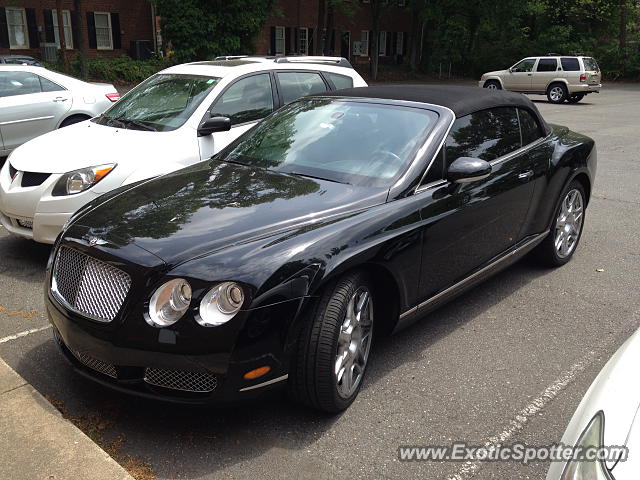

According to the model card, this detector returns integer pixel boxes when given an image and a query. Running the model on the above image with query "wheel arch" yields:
[484,77,504,89]
[57,113,92,128]
[546,79,569,92]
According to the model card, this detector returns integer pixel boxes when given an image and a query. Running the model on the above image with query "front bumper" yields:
[45,288,297,404]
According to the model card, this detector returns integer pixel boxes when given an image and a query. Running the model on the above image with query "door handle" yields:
[53,97,68,102]
[518,170,534,181]
[527,73,532,76]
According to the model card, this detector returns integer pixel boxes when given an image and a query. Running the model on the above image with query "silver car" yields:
[479,55,602,104]
[0,65,119,156]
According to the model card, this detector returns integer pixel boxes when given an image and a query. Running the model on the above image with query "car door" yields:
[503,58,536,91]
[531,57,559,92]
[415,107,538,300]
[0,71,71,151]
[197,73,276,159]
[274,70,329,106]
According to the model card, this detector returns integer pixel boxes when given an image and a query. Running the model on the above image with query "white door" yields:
[503,58,536,91]
[0,71,71,151]
[197,73,275,159]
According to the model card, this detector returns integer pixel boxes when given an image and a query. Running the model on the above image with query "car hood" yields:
[482,70,507,77]
[73,160,388,265]
[546,327,640,479]
[8,121,189,174]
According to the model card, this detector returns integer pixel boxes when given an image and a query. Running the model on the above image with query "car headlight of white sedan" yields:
[561,411,615,480]
[52,164,116,196]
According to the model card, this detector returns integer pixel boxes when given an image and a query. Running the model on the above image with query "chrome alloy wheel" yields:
[335,286,373,399]
[549,86,564,102]
[555,189,584,258]
[486,83,498,90]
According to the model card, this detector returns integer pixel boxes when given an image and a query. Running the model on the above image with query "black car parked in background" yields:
[45,85,596,412]
[0,55,43,66]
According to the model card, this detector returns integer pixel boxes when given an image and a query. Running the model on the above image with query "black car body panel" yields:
[45,86,597,403]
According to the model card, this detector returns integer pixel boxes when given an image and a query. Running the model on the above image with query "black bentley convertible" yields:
[46,85,596,412]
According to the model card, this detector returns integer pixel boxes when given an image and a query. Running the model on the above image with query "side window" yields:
[511,59,535,72]
[0,71,42,97]
[325,72,354,90]
[276,71,327,105]
[39,76,65,92]
[210,74,274,125]
[445,108,520,165]
[536,58,558,72]
[561,58,580,71]
[518,108,543,146]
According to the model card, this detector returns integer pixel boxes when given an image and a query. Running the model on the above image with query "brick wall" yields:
[0,0,153,59]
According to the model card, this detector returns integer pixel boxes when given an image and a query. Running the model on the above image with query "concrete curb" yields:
[0,357,134,480]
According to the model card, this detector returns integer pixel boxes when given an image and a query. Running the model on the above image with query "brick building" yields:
[0,0,155,60]
[255,0,413,65]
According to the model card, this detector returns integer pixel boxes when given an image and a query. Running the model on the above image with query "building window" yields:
[379,31,386,56]
[298,27,308,55]
[360,30,369,57]
[52,10,73,49]
[275,26,285,56]
[396,32,404,54]
[94,12,113,50]
[6,8,29,49]
[398,0,407,6]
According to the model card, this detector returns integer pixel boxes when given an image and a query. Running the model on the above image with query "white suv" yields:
[0,56,366,244]
[479,55,601,104]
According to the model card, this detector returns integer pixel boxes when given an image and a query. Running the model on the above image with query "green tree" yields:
[152,0,276,62]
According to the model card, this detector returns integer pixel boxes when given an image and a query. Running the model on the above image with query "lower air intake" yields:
[144,368,218,393]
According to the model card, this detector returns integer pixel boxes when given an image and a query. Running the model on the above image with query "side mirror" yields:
[447,157,492,184]
[197,116,231,137]
[508,68,514,73]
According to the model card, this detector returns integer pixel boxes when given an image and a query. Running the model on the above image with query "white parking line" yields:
[448,349,597,480]
[0,325,51,344]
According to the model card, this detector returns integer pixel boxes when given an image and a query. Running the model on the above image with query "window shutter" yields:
[285,27,291,54]
[308,28,314,55]
[403,32,407,56]
[86,12,97,49]
[270,26,275,55]
[110,13,121,49]
[294,28,299,54]
[70,10,79,49]
[0,8,9,49]
[386,31,392,56]
[44,10,55,43]
[368,31,372,56]
[331,29,336,54]
[26,8,39,48]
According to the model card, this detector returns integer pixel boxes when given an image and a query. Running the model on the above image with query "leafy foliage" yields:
[152,0,276,63]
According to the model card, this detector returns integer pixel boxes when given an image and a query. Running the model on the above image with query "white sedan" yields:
[0,57,366,244]
[547,327,640,480]
[0,65,119,156]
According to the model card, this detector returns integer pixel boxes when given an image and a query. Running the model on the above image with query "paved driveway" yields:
[0,84,639,480]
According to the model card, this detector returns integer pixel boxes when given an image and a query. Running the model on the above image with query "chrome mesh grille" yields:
[52,247,131,322]
[71,349,117,378]
[144,368,218,393]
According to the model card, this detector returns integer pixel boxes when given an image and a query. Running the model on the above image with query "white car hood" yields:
[9,121,192,174]
[483,70,507,77]
[556,329,640,473]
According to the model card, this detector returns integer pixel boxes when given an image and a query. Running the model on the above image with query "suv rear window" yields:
[561,58,580,71]
[537,58,558,72]
[583,57,599,71]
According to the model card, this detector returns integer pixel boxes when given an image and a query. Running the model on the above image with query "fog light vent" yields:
[17,218,33,229]
[71,349,117,378]
[144,368,218,393]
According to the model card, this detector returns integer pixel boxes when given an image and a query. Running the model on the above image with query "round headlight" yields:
[147,278,192,327]
[197,282,244,327]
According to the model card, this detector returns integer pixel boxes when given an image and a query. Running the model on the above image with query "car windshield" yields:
[583,57,599,71]
[94,74,220,132]
[217,98,438,187]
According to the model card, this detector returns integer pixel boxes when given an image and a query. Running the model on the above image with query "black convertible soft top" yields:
[327,84,550,134]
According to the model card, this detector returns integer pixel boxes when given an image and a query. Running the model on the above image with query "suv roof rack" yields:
[274,55,353,68]
[544,52,564,56]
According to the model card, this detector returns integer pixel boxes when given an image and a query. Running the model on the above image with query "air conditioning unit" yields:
[41,43,58,62]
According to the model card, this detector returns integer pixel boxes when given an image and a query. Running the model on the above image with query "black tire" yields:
[567,93,585,104]
[289,270,374,413]
[546,83,568,104]
[59,115,90,128]
[483,80,501,90]
[534,180,587,267]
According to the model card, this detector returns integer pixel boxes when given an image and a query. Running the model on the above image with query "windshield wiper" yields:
[112,116,157,131]
[286,171,349,185]
[98,114,127,129]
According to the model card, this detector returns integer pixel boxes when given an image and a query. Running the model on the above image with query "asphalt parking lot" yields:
[0,84,639,480]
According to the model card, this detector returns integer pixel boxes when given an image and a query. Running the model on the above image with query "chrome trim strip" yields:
[0,115,55,126]
[489,134,549,167]
[398,231,549,319]
[239,374,289,392]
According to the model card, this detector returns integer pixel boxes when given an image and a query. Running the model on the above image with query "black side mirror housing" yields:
[447,157,492,184]
[197,116,231,137]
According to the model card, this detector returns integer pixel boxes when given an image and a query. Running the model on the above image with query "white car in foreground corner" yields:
[546,327,640,480]
[0,65,119,156]
[0,56,366,243]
